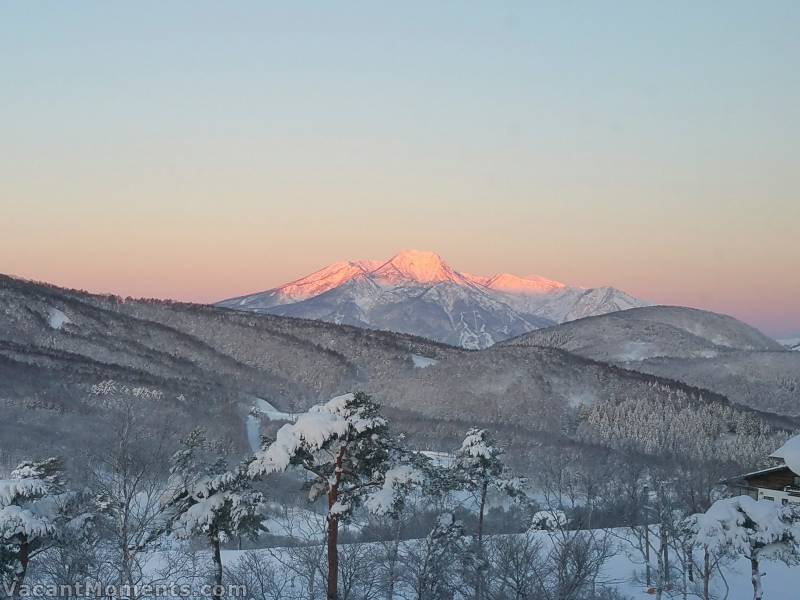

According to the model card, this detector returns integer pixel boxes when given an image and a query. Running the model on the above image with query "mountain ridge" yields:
[218,250,649,347]
[4,272,793,465]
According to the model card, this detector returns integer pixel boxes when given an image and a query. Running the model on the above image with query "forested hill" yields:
[0,274,792,471]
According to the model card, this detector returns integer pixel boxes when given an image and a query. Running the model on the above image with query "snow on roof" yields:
[770,435,800,475]
[724,465,791,484]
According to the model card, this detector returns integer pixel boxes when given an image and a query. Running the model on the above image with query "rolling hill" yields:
[502,306,799,414]
[2,274,780,465]
[503,306,783,360]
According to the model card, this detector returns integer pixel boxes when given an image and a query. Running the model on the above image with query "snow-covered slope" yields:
[498,285,645,324]
[2,272,747,459]
[223,260,382,310]
[217,250,649,348]
[504,306,784,360]
[778,336,800,351]
[503,306,798,415]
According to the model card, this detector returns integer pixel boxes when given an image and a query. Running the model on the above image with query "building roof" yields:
[721,464,791,484]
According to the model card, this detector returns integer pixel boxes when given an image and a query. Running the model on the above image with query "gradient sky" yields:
[1,2,798,336]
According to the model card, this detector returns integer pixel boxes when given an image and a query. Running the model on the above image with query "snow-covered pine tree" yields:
[0,458,65,594]
[247,392,402,600]
[162,429,265,599]
[449,428,526,600]
[401,512,466,600]
[688,495,800,600]
[365,458,429,600]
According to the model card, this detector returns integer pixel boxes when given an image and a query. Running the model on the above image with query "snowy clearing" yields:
[410,353,438,368]
[47,307,71,330]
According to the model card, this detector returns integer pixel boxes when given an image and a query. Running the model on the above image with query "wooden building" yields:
[724,442,800,504]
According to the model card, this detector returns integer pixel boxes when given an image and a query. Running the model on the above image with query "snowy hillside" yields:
[504,305,784,360]
[3,272,778,461]
[218,250,649,348]
[503,306,799,415]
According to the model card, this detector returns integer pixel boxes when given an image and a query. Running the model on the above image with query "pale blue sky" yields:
[1,2,798,335]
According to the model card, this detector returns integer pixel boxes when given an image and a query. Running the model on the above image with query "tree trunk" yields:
[387,517,401,600]
[327,447,345,600]
[703,547,710,600]
[681,545,688,600]
[642,485,651,589]
[751,556,763,600]
[475,480,488,600]
[121,501,138,600]
[644,524,652,588]
[327,513,339,600]
[11,536,29,599]
[655,525,667,600]
[307,569,315,600]
[211,534,223,600]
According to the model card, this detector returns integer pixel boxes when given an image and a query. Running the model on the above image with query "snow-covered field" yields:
[213,528,800,600]
[603,537,797,600]
[258,503,362,541]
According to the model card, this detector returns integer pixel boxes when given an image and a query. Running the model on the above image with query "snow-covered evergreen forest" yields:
[2,391,799,600]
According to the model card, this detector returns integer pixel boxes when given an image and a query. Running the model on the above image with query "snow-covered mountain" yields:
[778,336,800,351]
[217,250,649,348]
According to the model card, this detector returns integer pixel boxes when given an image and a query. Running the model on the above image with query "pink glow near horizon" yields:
[2,241,797,338]
[2,3,798,337]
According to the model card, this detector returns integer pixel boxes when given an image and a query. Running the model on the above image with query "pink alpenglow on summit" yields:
[370,250,461,285]
[218,250,649,348]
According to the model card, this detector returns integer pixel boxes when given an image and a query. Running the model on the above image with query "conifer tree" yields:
[0,458,66,594]
[162,430,264,599]
[449,428,526,600]
[248,392,406,600]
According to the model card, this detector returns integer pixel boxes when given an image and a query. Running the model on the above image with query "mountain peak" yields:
[390,249,446,267]
[374,249,456,284]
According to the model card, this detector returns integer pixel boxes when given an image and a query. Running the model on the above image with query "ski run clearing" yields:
[246,397,298,452]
